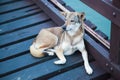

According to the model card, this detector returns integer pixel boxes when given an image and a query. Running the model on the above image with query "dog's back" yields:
[46,27,63,38]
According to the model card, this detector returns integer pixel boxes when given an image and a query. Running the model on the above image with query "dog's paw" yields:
[47,52,54,56]
[54,60,66,64]
[85,65,93,75]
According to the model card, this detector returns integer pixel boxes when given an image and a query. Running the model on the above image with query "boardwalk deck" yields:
[0,0,113,80]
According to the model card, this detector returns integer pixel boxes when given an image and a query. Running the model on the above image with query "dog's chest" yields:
[61,36,81,53]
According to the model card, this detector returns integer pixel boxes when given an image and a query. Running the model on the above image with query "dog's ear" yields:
[81,12,85,20]
[78,12,85,20]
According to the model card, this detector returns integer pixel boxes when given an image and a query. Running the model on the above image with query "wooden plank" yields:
[110,23,120,64]
[109,0,120,65]
[81,0,120,27]
[0,54,53,77]
[0,53,88,79]
[0,12,49,35]
[0,38,33,61]
[0,5,39,23]
[0,21,56,61]
[0,9,41,25]
[32,0,65,26]
[0,0,34,14]
[0,21,56,48]
[0,0,13,3]
[49,62,108,80]
[0,0,19,5]
[113,0,120,8]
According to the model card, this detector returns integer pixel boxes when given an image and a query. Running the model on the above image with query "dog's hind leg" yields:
[77,39,93,75]
[54,46,66,64]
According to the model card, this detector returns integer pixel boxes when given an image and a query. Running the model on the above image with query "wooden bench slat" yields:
[0,5,39,23]
[0,0,13,3]
[0,21,56,60]
[0,12,49,35]
[0,0,20,5]
[0,38,33,61]
[49,62,107,80]
[0,0,34,14]
[0,20,56,48]
[0,10,41,25]
[0,54,84,79]
[0,53,53,76]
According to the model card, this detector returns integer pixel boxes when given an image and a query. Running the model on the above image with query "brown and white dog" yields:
[30,12,93,75]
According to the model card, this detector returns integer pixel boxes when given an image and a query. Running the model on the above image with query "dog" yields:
[30,12,93,75]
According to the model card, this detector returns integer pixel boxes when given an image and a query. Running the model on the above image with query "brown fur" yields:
[30,27,63,57]
[29,12,85,58]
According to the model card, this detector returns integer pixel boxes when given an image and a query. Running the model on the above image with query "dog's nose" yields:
[61,24,66,30]
[62,26,66,30]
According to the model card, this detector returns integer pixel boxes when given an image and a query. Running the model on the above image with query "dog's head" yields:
[61,12,85,33]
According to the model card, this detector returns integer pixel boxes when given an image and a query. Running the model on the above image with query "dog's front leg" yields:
[54,46,66,64]
[78,39,93,75]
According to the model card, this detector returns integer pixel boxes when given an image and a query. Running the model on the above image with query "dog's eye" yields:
[71,20,74,22]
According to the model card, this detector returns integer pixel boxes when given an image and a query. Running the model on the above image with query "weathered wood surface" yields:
[0,0,113,80]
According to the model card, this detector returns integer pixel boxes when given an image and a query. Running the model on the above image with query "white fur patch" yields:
[62,42,71,52]
[54,60,66,64]
[85,62,93,75]
[47,52,54,56]
[67,23,81,36]
[64,49,73,55]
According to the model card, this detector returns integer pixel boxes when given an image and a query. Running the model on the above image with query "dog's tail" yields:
[30,44,44,58]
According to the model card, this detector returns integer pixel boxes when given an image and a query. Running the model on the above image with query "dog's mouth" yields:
[66,25,74,31]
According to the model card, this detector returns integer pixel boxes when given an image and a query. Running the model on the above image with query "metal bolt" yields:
[110,67,113,71]
[112,12,116,17]
[106,63,109,67]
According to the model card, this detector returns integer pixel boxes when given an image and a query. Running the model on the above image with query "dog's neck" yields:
[65,26,84,46]
[67,25,83,38]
